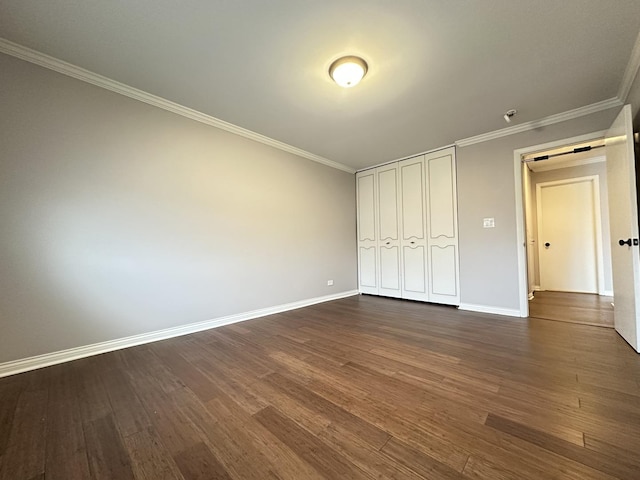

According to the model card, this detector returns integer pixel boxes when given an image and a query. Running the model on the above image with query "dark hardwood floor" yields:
[529,290,615,328]
[1,294,639,479]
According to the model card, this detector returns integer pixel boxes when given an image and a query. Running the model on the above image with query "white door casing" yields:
[523,165,536,298]
[514,130,609,317]
[606,104,640,352]
[536,176,604,294]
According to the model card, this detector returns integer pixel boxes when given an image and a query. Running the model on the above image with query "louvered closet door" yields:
[426,148,460,305]
[376,164,402,298]
[356,171,378,294]
[399,156,430,301]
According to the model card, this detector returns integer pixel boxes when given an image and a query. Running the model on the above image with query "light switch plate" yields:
[483,218,495,228]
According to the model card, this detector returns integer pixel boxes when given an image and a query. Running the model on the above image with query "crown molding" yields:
[618,30,640,103]
[0,38,355,174]
[455,98,622,148]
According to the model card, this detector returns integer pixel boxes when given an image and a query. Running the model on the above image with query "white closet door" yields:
[356,171,378,294]
[376,164,402,298]
[426,148,460,305]
[399,156,429,301]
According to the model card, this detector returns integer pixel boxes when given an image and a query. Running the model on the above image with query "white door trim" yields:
[535,175,605,294]
[513,130,607,317]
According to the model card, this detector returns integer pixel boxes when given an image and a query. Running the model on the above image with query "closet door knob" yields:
[619,238,632,246]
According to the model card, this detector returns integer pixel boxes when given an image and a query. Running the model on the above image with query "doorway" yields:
[518,136,615,327]
[515,107,640,351]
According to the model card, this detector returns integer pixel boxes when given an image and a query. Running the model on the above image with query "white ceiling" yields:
[1,1,639,170]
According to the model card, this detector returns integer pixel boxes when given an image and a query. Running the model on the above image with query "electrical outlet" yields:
[327,280,334,286]
[483,218,495,228]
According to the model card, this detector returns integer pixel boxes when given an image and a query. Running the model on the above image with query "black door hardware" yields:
[619,238,632,246]
[544,242,551,247]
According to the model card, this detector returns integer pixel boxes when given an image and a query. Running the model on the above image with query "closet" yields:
[356,147,460,305]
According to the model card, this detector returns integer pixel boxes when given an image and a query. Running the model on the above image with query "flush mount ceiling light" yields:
[329,56,368,88]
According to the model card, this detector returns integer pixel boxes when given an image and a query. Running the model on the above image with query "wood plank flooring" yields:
[529,290,615,328]
[1,294,639,479]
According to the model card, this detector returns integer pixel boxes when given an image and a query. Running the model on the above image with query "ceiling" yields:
[1,1,639,170]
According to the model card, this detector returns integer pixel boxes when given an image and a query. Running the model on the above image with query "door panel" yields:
[377,167,400,242]
[357,173,376,242]
[356,171,378,294]
[430,245,458,298]
[358,246,377,289]
[426,148,460,305]
[402,246,427,295]
[377,164,401,297]
[379,246,400,292]
[606,105,640,352]
[537,179,598,293]
[399,157,429,301]
[400,160,426,239]
[428,154,456,239]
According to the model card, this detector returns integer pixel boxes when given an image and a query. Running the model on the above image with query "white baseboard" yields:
[458,303,523,318]
[0,290,359,378]
[533,286,613,296]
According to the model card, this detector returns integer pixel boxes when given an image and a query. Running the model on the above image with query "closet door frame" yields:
[356,147,460,306]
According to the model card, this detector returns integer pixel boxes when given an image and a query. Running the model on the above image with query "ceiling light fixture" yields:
[503,109,517,123]
[329,56,368,88]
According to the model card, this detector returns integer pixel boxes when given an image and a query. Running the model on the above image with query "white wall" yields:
[528,161,613,292]
[456,108,620,311]
[0,53,357,364]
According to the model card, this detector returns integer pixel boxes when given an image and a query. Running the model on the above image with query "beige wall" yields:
[0,53,357,364]
[528,161,613,292]
[456,108,620,311]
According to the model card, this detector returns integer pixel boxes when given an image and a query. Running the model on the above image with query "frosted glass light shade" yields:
[329,56,368,88]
